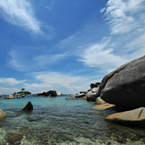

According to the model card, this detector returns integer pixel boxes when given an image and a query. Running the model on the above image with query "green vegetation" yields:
[18,91,31,95]
[113,69,120,74]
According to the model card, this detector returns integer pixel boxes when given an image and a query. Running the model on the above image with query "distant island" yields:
[13,88,31,95]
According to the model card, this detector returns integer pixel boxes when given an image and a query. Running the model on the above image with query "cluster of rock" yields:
[74,82,100,101]
[74,55,145,128]
[4,94,25,99]
[34,89,61,97]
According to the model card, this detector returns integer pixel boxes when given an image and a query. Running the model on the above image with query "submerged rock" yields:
[21,101,33,110]
[27,117,42,122]
[0,109,6,120]
[98,55,145,109]
[92,103,115,110]
[106,107,145,127]
[66,98,78,100]
[5,94,14,99]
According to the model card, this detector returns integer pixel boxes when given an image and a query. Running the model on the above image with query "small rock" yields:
[21,101,33,110]
[5,94,14,99]
[17,95,20,99]
[0,109,6,120]
[22,95,25,98]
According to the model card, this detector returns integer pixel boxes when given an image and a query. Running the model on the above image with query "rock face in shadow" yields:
[98,55,145,109]
[0,109,6,120]
[5,94,14,99]
[105,107,145,127]
[21,101,33,110]
[0,93,2,99]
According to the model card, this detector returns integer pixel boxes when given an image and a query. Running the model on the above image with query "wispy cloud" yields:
[33,53,67,67]
[78,37,129,72]
[8,50,68,71]
[102,0,145,34]
[0,78,26,86]
[0,0,42,34]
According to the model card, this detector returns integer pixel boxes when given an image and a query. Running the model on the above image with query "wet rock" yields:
[92,103,115,110]
[0,109,6,120]
[5,94,14,99]
[99,55,145,109]
[105,107,145,127]
[83,96,87,100]
[21,101,33,110]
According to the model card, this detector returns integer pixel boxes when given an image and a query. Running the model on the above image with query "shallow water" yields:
[0,95,145,145]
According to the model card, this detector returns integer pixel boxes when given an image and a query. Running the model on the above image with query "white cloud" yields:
[103,0,145,34]
[0,87,20,94]
[0,0,42,34]
[0,78,26,86]
[78,37,129,72]
[26,71,101,93]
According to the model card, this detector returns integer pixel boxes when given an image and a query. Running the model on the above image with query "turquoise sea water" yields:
[0,95,145,145]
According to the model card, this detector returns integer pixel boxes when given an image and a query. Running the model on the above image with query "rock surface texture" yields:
[98,55,145,109]
[21,101,33,110]
[0,109,6,120]
[106,107,145,127]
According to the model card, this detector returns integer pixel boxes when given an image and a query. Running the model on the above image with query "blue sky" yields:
[0,0,145,94]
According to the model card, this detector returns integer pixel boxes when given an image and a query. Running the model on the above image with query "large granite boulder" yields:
[86,91,97,101]
[5,94,14,99]
[21,101,33,110]
[0,109,6,120]
[37,89,57,97]
[99,55,145,109]
[106,107,145,127]
[0,92,2,98]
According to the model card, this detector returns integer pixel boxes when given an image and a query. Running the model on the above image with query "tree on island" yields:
[21,88,25,92]
[18,88,31,95]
